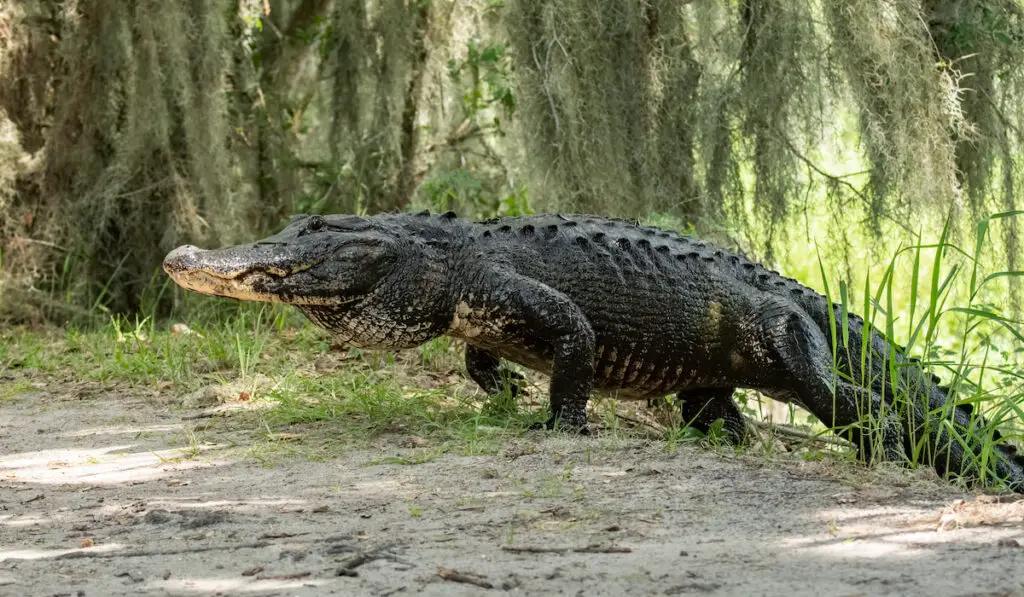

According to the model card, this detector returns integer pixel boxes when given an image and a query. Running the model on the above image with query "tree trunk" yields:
[390,0,432,213]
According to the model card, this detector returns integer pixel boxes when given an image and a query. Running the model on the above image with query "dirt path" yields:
[2,386,1023,597]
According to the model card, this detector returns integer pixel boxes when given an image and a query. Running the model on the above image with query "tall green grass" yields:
[819,211,1023,490]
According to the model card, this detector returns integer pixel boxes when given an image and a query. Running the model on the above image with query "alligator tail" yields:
[843,315,1024,492]
[919,380,1024,492]
[741,256,1022,491]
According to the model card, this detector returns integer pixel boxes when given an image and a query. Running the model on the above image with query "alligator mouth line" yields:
[163,246,339,305]
[168,268,343,306]
[168,268,276,302]
[182,262,311,281]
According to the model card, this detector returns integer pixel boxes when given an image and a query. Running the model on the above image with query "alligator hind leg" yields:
[752,302,908,464]
[677,388,750,445]
[465,345,525,396]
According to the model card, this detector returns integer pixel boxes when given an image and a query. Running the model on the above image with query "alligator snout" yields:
[163,244,255,280]
[163,243,271,300]
[162,245,204,274]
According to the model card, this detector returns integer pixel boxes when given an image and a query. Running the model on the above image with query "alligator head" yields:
[163,214,400,305]
[163,213,456,348]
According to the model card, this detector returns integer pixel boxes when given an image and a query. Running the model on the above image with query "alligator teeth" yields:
[265,263,311,277]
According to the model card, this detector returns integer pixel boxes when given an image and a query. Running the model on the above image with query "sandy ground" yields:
[2,383,1024,597]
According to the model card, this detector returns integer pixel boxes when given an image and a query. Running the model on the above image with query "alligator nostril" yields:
[163,245,203,272]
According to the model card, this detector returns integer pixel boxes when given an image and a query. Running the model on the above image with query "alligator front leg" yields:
[455,272,596,433]
[465,345,525,396]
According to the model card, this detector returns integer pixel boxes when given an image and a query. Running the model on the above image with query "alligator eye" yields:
[306,215,326,233]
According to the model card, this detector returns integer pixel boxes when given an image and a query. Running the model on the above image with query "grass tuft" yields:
[818,211,1024,490]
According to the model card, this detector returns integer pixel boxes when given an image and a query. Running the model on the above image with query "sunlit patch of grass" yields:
[0,330,51,375]
[6,302,312,392]
[0,379,35,403]
[253,368,546,459]
[2,298,550,463]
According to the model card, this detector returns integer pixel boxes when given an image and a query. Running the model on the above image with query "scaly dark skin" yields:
[163,211,1024,492]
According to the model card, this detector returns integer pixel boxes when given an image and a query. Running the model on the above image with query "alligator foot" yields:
[498,369,527,397]
[677,387,749,446]
[466,346,527,397]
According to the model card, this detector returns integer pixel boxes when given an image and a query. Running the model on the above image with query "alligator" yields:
[163,211,1024,491]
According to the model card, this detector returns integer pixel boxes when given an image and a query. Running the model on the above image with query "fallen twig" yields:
[500,546,565,554]
[259,531,309,539]
[501,544,632,554]
[754,420,855,449]
[56,541,270,559]
[574,545,633,553]
[10,236,68,252]
[257,571,311,581]
[437,567,493,589]
[335,542,399,577]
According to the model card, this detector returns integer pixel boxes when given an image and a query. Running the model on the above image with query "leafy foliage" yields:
[417,35,524,219]
[1,0,1023,320]
[506,0,1024,264]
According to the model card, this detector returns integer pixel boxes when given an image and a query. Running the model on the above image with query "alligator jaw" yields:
[163,245,283,303]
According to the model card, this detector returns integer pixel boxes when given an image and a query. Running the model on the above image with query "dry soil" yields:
[2,382,1024,597]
